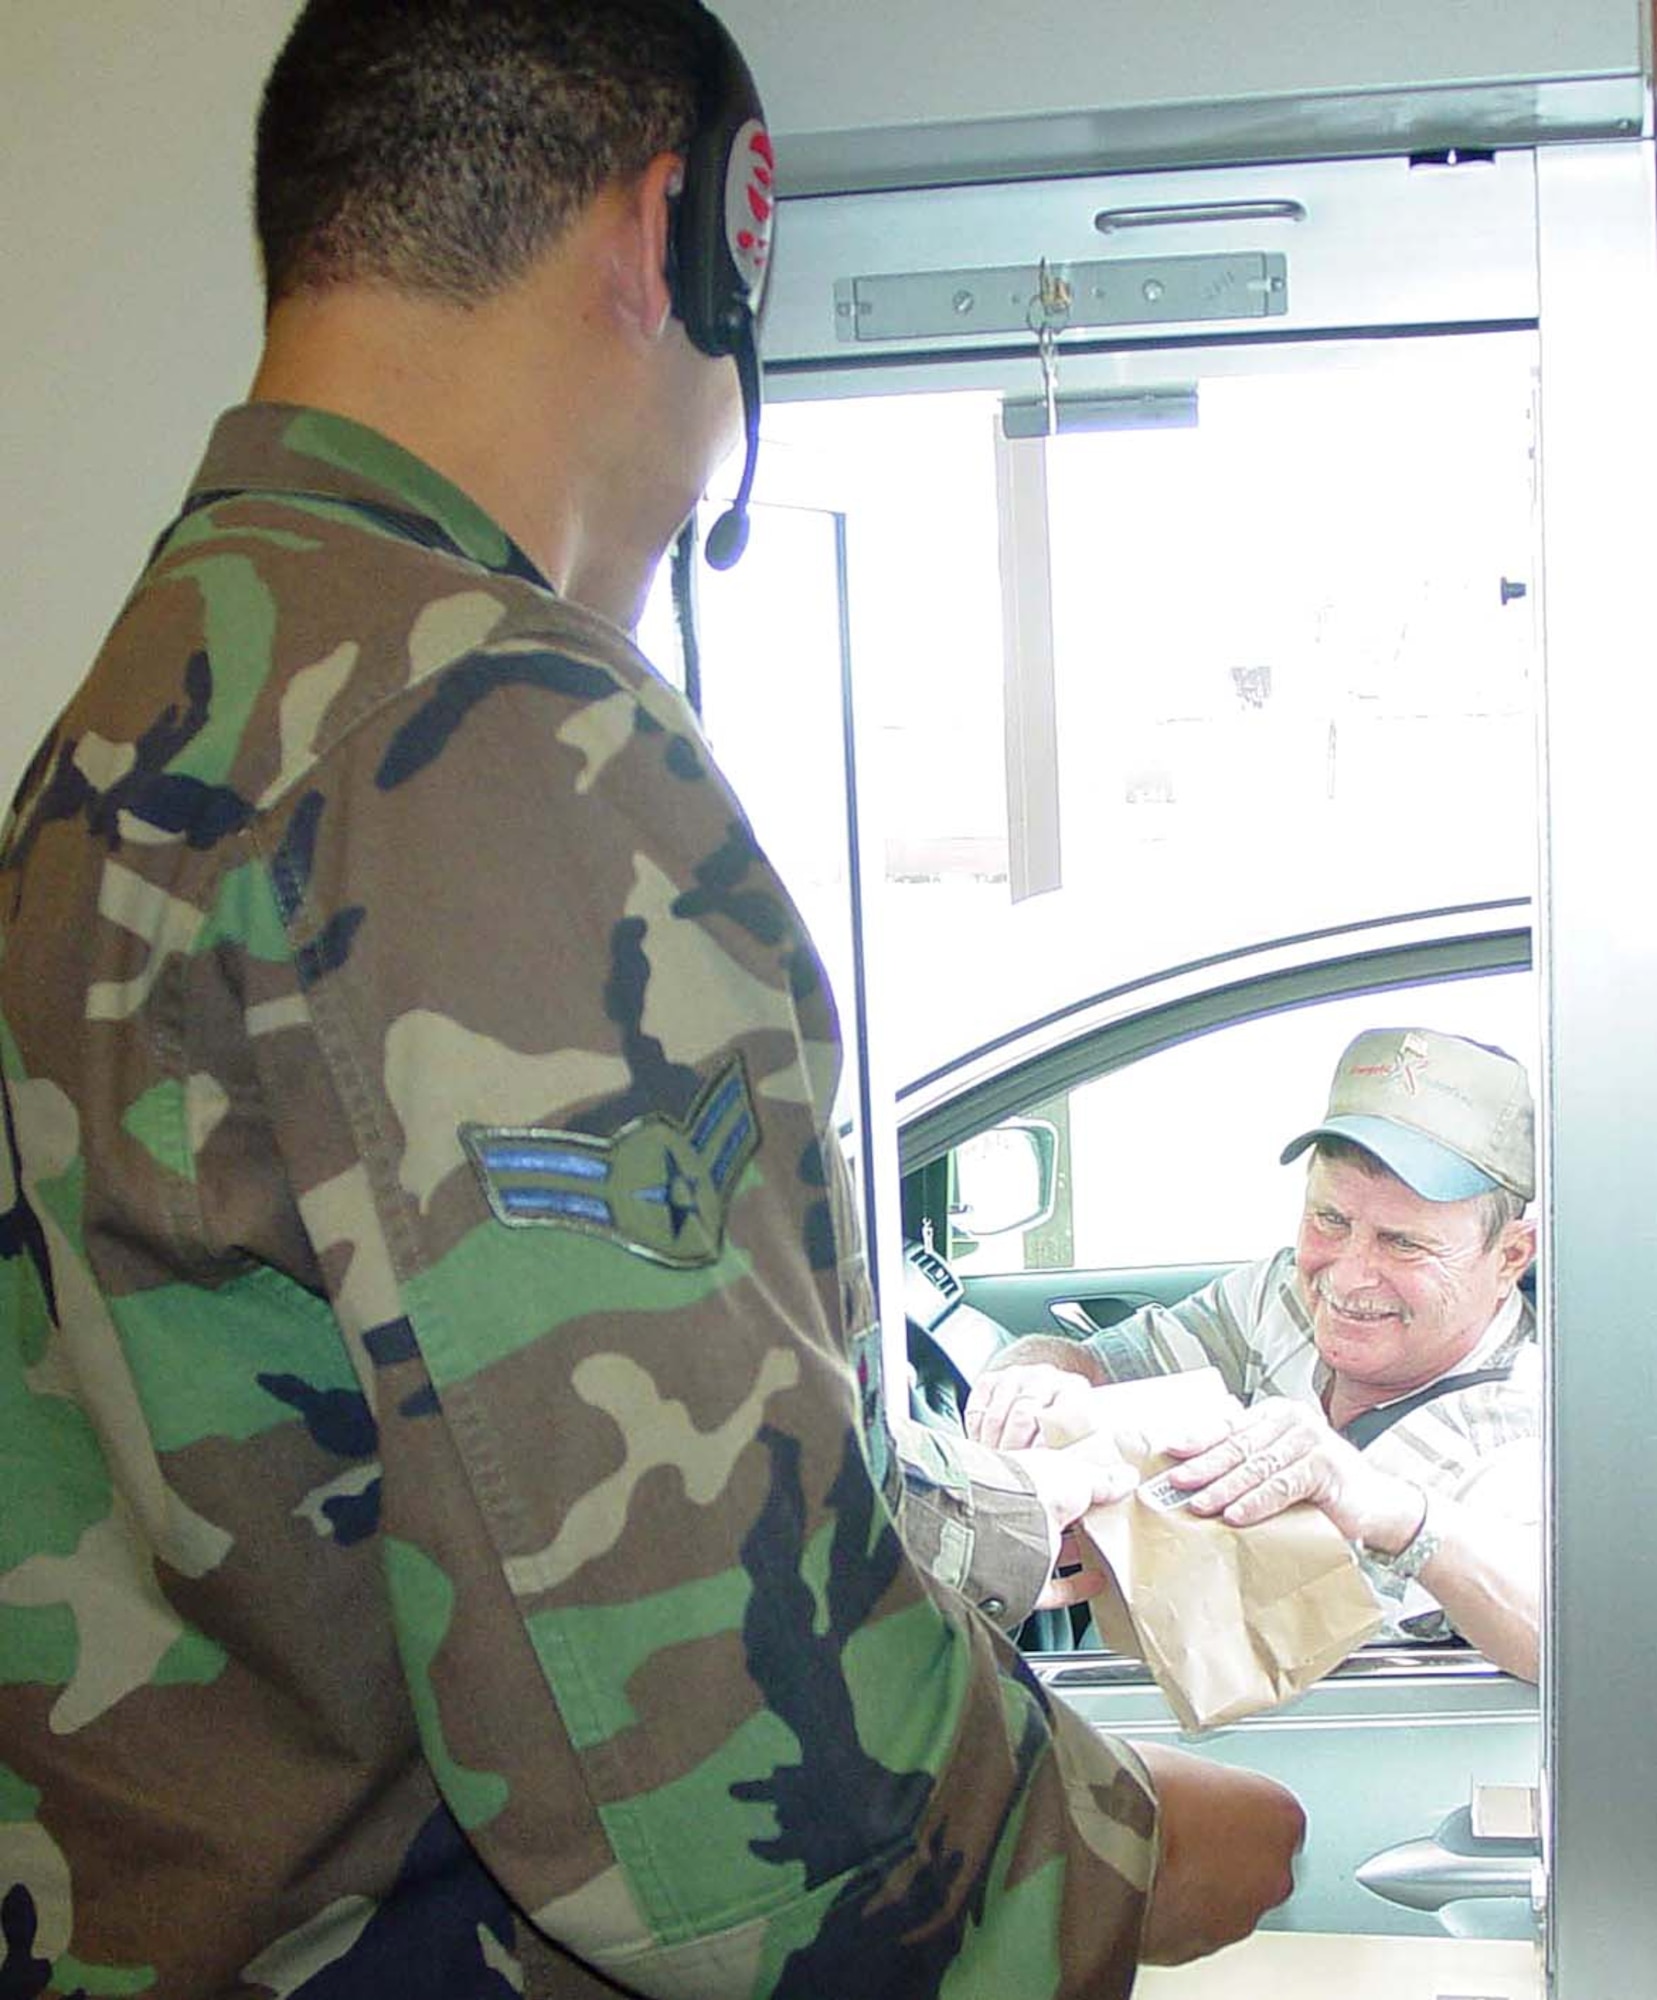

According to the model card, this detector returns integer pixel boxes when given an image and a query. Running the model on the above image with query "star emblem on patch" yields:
[639,1146,705,1242]
[460,1058,758,1269]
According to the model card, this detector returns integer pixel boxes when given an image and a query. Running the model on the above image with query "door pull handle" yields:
[1358,1806,1542,1917]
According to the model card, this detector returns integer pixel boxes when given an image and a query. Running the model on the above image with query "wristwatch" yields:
[1363,1487,1442,1582]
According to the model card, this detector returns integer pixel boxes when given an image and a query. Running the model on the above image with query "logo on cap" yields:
[1387,1030,1430,1097]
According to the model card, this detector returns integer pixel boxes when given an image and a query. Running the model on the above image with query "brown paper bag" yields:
[1046,1370,1382,1731]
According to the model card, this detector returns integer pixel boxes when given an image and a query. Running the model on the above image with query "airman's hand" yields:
[965,1362,1102,1450]
[1010,1434,1139,1607]
[1136,1742,1305,1963]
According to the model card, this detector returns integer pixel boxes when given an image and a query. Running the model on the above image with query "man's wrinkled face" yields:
[1294,1151,1532,1395]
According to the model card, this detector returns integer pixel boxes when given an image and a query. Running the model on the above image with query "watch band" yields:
[1364,1487,1442,1582]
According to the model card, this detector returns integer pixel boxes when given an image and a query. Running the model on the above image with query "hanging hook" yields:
[1037,321,1059,437]
[1037,256,1073,323]
[1026,258,1073,438]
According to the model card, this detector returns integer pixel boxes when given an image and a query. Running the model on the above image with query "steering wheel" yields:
[902,1239,1097,1653]
[902,1238,1015,1435]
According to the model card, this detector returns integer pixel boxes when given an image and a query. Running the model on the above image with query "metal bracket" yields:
[1001,387,1199,439]
[834,252,1287,343]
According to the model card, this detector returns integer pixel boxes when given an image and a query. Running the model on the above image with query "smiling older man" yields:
[966,1027,1541,1681]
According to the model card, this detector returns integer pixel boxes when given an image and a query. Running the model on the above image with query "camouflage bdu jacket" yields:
[0,407,1157,1999]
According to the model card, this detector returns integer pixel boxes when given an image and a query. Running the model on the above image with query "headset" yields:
[663,0,773,568]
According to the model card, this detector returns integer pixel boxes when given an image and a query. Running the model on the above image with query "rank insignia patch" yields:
[461,1057,759,1269]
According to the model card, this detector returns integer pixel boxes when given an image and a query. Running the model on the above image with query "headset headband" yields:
[664,0,770,566]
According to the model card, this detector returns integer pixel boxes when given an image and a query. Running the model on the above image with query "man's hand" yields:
[1162,1399,1541,1680]
[1162,1396,1424,1550]
[1136,1742,1305,1964]
[966,1361,1104,1450]
[1010,1435,1139,1607]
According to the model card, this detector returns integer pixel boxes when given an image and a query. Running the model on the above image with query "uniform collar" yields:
[187,403,553,591]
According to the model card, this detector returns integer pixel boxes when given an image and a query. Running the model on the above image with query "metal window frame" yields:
[1534,138,1657,1997]
[751,140,1657,1987]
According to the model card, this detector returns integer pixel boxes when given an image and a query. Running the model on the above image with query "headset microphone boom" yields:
[664,0,774,569]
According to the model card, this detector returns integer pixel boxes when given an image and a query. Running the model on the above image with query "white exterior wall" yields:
[3,1,298,798]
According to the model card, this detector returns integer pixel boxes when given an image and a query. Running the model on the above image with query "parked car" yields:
[894,899,1542,1944]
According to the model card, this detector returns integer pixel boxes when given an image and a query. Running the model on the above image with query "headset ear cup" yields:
[669,10,770,357]
[666,3,770,569]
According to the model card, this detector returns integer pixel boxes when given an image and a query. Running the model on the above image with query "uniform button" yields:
[979,1596,1007,1618]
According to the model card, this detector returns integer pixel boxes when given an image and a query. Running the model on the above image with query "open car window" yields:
[899,950,1538,1675]
[947,968,1537,1275]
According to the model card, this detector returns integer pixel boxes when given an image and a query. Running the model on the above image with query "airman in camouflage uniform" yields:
[0,403,1167,1996]
[0,3,1300,1993]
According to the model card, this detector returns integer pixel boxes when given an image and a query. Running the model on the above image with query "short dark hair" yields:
[1312,1135,1528,1250]
[256,0,706,310]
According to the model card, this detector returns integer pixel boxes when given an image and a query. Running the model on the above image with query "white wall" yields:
[2,1,298,799]
[2,0,1648,801]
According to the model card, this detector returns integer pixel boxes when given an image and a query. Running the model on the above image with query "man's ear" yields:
[607,152,682,342]
[1499,1215,1539,1291]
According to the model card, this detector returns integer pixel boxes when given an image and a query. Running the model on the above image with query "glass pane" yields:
[749,338,1538,1102]
[637,498,862,1139]
[672,348,1542,1961]
[1042,349,1538,959]
[948,967,1536,1273]
[750,392,1013,1089]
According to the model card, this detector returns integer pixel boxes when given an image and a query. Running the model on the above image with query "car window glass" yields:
[948,968,1536,1272]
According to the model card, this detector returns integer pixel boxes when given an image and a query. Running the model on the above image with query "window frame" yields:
[735,135,1657,1985]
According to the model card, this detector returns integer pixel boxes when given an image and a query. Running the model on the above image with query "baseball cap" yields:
[1279,1026,1535,1203]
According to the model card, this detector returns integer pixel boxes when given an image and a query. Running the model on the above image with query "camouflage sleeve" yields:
[238,615,1158,1995]
[892,1420,1056,1628]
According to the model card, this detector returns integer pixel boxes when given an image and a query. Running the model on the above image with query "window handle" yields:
[1094,199,1307,235]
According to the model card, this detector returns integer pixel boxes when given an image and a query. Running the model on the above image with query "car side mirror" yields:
[951,1119,1059,1239]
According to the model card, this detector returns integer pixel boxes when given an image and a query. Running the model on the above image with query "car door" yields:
[896,918,1543,1975]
